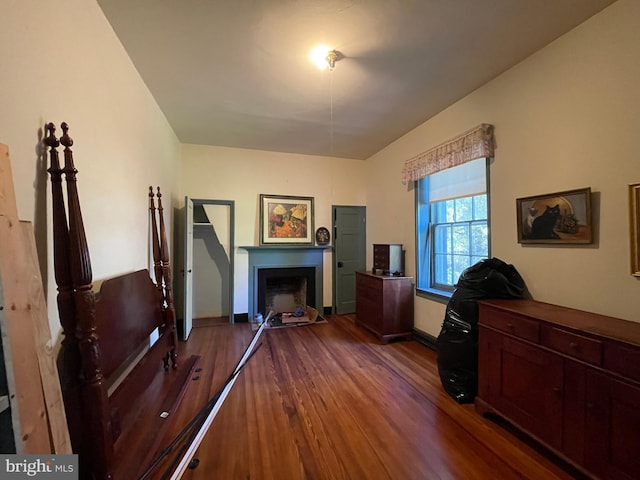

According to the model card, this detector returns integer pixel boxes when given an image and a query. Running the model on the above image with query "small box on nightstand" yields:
[373,244,404,275]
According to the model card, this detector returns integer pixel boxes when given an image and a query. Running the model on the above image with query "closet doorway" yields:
[183,198,235,340]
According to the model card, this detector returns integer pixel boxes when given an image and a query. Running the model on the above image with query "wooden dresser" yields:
[355,271,414,343]
[476,299,640,480]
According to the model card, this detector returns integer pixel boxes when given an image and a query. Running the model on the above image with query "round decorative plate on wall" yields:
[315,227,330,245]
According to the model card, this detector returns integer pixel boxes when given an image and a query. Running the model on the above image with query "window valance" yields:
[401,123,495,184]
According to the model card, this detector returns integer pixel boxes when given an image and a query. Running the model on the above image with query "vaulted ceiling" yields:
[98,0,616,159]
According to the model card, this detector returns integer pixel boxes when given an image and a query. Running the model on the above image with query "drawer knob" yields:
[569,342,579,350]
[506,323,514,329]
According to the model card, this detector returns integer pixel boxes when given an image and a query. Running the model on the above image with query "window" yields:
[416,158,490,297]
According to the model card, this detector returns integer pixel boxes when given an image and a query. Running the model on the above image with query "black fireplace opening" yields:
[257,267,316,315]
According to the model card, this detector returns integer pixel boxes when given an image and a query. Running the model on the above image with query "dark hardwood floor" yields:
[138,314,583,480]
[193,316,231,327]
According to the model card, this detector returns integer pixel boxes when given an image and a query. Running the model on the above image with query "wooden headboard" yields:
[95,270,163,381]
[45,122,194,480]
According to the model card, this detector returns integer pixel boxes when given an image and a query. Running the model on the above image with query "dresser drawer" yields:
[355,272,382,292]
[542,327,602,365]
[480,308,540,343]
[604,342,640,383]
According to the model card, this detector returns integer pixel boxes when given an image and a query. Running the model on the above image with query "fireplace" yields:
[240,245,328,320]
[258,267,316,315]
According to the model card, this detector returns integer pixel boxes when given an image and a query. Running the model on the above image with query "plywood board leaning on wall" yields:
[0,142,71,453]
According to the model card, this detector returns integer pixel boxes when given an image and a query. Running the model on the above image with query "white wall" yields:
[0,0,181,339]
[180,144,367,314]
[367,0,640,336]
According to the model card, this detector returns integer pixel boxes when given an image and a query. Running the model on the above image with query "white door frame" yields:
[183,197,194,340]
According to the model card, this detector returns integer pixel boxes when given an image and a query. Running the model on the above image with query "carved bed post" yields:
[149,186,175,370]
[60,123,114,480]
[45,124,85,462]
[149,187,164,300]
[157,187,178,369]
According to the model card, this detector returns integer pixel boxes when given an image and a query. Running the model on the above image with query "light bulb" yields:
[309,44,333,70]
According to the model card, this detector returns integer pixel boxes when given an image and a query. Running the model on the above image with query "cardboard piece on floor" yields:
[281,306,319,324]
[267,306,328,328]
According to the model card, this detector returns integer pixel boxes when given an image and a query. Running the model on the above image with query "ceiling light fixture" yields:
[309,45,343,70]
[325,49,343,70]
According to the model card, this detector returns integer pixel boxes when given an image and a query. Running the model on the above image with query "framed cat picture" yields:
[516,187,593,244]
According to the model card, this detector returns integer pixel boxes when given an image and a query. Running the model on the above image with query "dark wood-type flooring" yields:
[132,314,585,480]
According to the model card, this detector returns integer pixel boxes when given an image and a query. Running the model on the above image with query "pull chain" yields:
[329,68,334,155]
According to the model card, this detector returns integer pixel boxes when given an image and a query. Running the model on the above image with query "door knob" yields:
[337,262,344,268]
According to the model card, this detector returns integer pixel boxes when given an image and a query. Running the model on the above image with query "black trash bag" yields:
[436,315,478,403]
[436,257,525,404]
[456,257,526,299]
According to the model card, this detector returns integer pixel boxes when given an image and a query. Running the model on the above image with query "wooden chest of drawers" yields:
[355,271,414,343]
[477,298,640,480]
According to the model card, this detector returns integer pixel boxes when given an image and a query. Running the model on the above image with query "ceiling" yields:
[97,0,616,160]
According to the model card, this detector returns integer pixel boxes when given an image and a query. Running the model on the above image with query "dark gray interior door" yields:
[333,206,366,314]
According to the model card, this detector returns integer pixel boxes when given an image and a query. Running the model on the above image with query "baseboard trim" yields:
[234,313,249,323]
[412,328,436,351]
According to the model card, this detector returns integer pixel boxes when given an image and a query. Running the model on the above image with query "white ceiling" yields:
[97,0,616,160]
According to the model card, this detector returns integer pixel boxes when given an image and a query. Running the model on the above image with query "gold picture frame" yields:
[630,183,640,277]
[259,194,314,245]
[516,187,593,244]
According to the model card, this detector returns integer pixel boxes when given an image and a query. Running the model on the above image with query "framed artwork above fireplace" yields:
[260,194,314,245]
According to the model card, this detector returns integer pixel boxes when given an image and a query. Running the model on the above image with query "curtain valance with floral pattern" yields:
[401,124,495,184]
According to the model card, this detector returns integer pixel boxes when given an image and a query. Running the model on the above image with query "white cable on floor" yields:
[169,311,272,480]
